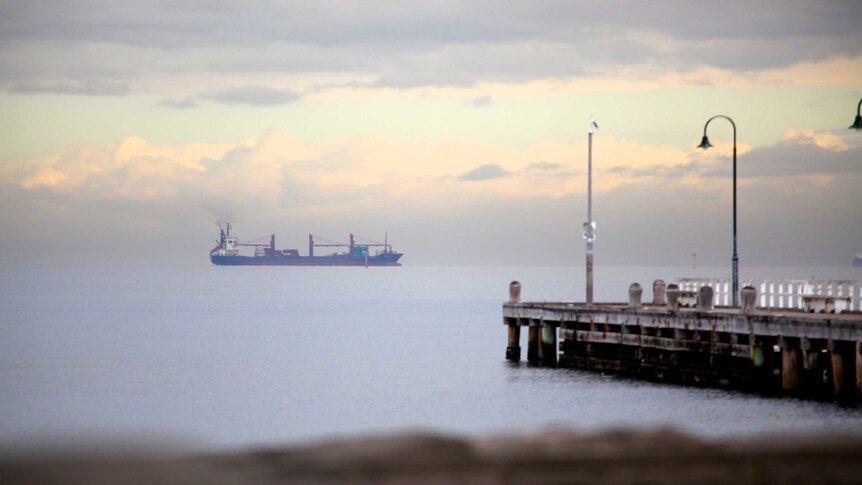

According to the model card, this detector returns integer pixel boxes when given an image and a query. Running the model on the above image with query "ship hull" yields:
[211,253,402,266]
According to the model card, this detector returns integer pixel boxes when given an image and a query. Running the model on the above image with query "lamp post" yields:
[584,117,598,304]
[850,97,862,130]
[697,115,739,307]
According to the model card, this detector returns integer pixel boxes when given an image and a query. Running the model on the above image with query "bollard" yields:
[509,281,521,303]
[666,284,680,311]
[652,279,666,305]
[741,286,756,315]
[697,285,714,311]
[628,283,643,309]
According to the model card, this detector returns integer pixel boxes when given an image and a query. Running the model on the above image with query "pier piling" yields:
[506,281,522,361]
[527,325,540,364]
[829,340,857,402]
[857,342,862,404]
[780,337,800,393]
[506,325,521,361]
[541,320,557,367]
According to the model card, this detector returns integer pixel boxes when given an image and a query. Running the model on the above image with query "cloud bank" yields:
[2,2,860,98]
[1,128,859,266]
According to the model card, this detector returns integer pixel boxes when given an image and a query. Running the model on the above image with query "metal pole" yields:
[586,129,593,304]
[701,115,739,307]
[731,130,738,307]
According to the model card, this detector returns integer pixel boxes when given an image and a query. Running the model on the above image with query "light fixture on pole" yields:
[584,116,598,304]
[697,115,739,307]
[850,97,862,130]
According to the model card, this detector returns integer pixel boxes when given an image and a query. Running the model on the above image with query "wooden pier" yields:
[503,281,862,404]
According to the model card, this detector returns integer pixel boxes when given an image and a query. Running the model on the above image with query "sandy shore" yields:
[3,427,862,484]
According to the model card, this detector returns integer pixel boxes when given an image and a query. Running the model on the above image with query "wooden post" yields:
[856,341,862,404]
[751,342,765,367]
[541,321,557,367]
[856,342,862,405]
[506,281,522,361]
[830,340,845,400]
[781,337,799,393]
[800,337,817,370]
[506,324,521,361]
[527,324,540,364]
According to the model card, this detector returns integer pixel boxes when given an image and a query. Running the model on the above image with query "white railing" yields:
[673,278,743,307]
[671,278,861,312]
[758,279,861,312]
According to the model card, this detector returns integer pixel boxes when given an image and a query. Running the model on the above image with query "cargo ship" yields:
[210,223,402,266]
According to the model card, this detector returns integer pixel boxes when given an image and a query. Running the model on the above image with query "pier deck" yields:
[503,282,862,405]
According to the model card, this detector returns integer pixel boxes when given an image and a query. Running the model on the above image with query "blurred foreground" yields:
[3,427,862,484]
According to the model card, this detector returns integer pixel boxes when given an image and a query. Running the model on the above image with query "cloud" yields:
[14,129,852,212]
[729,140,862,179]
[4,3,858,58]
[604,130,862,181]
[9,81,130,96]
[605,158,712,179]
[200,86,300,106]
[157,96,199,109]
[778,128,848,151]
[526,161,561,172]
[465,95,493,107]
[1,2,859,96]
[457,164,512,181]
[0,129,850,204]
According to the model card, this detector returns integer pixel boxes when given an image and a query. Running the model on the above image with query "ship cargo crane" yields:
[235,234,276,257]
[308,234,394,257]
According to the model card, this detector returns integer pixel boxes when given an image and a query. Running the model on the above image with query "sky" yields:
[0,1,860,267]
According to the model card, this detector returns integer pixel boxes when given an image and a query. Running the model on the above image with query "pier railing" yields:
[674,278,737,307]
[758,279,861,312]
[672,278,862,312]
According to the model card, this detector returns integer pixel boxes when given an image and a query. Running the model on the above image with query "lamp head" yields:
[697,135,713,149]
[850,114,862,130]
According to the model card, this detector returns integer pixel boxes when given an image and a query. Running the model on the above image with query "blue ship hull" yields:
[211,252,402,266]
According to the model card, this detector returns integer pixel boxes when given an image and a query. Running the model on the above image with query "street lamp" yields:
[584,117,598,304]
[850,97,862,130]
[697,115,739,307]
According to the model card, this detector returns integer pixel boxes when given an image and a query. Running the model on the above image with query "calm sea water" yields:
[1,264,861,452]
